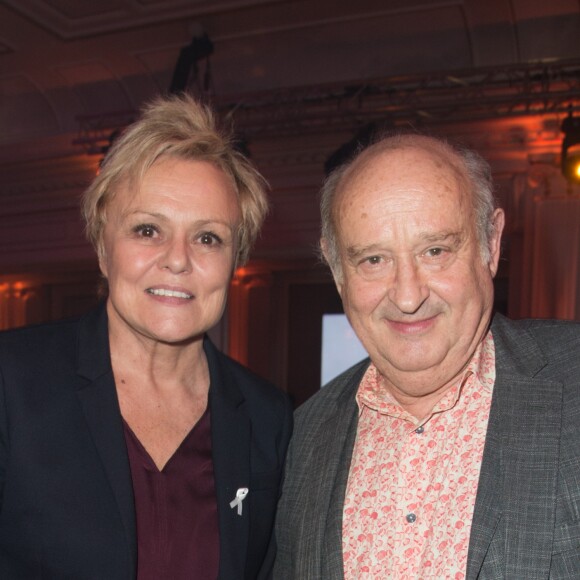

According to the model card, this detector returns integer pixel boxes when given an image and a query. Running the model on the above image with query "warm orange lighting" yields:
[563,149,580,184]
[561,113,580,184]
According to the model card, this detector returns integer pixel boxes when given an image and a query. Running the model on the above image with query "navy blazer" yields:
[0,304,292,579]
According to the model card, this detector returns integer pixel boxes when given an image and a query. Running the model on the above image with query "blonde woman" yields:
[0,95,292,580]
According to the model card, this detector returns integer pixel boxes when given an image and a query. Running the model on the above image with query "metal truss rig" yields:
[218,59,580,138]
[74,59,580,153]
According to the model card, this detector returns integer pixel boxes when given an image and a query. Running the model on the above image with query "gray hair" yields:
[319,133,498,277]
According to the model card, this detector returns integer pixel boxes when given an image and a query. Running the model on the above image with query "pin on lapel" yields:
[230,487,249,516]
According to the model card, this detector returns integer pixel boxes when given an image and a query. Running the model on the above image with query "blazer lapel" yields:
[205,339,251,579]
[467,316,562,579]
[466,389,502,579]
[321,394,359,578]
[314,361,368,579]
[75,305,137,579]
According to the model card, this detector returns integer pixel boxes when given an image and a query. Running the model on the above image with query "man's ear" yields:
[488,208,505,278]
[320,237,343,297]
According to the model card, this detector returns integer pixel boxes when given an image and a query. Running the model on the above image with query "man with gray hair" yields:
[274,133,580,579]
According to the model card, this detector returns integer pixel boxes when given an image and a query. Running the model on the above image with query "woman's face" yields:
[99,157,240,346]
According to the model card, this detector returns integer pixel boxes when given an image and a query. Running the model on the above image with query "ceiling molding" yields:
[3,0,286,40]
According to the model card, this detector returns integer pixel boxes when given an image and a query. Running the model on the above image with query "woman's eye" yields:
[199,232,222,245]
[134,224,158,238]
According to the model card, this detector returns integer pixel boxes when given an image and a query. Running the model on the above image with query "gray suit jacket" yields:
[274,314,580,579]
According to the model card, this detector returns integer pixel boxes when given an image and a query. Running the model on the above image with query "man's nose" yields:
[387,258,429,314]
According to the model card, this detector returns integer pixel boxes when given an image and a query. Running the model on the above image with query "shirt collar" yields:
[356,330,496,424]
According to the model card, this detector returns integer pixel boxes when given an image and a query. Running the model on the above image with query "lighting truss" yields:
[74,59,580,153]
[220,59,580,137]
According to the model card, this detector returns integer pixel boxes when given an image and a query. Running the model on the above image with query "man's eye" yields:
[425,247,445,257]
[134,224,158,238]
[365,256,382,265]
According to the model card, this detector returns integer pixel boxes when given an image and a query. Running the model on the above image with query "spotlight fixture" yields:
[170,32,214,97]
[561,111,580,184]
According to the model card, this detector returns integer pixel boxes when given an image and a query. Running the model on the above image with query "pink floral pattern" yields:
[342,332,496,579]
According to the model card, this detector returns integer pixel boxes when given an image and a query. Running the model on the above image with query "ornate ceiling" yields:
[0,0,579,162]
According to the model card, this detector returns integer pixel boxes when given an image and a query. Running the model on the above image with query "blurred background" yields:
[0,0,579,405]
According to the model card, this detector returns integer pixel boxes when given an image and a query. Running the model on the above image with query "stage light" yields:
[170,32,214,96]
[561,112,580,184]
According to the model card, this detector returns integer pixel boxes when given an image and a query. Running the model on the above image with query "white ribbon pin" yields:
[230,487,249,516]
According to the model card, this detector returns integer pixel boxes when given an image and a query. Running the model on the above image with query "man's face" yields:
[329,144,504,408]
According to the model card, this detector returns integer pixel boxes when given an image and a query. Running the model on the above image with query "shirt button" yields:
[406,513,417,524]
[415,425,424,434]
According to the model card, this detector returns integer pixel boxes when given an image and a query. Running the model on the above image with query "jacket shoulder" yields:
[521,318,580,348]
[294,358,369,427]
[205,340,292,428]
[0,316,81,369]
[493,314,580,371]
[213,343,286,395]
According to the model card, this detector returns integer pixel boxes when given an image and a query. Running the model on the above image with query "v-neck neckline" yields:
[122,407,209,473]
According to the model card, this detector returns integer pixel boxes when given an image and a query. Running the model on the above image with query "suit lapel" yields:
[467,316,562,579]
[205,339,251,579]
[466,388,502,579]
[75,305,137,579]
[321,395,359,578]
[314,361,367,579]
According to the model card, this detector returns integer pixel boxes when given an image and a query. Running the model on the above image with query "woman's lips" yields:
[146,287,193,300]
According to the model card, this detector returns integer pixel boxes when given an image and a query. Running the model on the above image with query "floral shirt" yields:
[342,332,496,580]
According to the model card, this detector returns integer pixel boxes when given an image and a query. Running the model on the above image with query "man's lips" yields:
[386,315,438,334]
[146,287,193,299]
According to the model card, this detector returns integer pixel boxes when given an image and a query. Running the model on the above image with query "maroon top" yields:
[123,409,220,580]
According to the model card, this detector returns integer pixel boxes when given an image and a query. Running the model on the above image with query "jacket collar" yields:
[76,301,112,382]
[308,360,369,579]
[467,314,562,578]
[204,338,251,579]
[75,304,252,579]
[75,302,137,578]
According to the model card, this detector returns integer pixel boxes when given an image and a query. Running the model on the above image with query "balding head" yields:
[320,133,498,281]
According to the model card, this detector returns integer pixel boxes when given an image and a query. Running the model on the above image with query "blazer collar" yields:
[74,302,137,578]
[73,306,271,579]
[491,313,549,377]
[310,360,369,579]
[205,338,251,579]
[76,301,113,381]
[467,314,562,578]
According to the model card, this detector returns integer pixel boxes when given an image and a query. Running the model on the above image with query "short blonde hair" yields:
[81,94,269,265]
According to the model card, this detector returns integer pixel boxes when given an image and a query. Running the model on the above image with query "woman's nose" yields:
[159,236,191,274]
